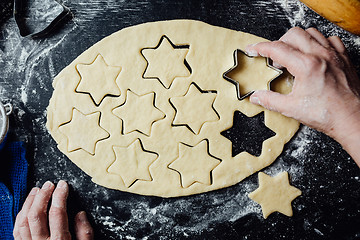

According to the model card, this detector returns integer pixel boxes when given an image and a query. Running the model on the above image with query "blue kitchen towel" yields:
[0,142,28,240]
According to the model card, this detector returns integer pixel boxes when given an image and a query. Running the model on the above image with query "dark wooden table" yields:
[1,0,359,239]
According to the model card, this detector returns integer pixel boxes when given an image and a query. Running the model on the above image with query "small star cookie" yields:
[59,109,109,155]
[169,140,220,188]
[108,139,158,188]
[141,36,191,88]
[170,84,219,134]
[112,90,165,136]
[76,54,121,105]
[248,172,302,219]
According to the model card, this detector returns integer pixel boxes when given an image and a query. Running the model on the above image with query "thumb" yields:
[74,211,94,240]
[250,90,292,116]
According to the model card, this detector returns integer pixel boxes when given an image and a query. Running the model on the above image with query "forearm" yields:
[330,111,360,167]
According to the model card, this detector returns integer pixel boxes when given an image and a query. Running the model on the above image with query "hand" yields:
[13,180,94,240]
[245,27,360,167]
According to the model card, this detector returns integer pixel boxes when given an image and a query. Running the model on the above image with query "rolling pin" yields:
[300,0,360,35]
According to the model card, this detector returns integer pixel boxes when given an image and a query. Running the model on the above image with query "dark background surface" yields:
[1,0,360,239]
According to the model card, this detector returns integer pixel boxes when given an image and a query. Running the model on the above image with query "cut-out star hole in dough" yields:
[76,54,121,105]
[248,172,302,219]
[168,140,220,188]
[141,35,191,89]
[221,111,275,157]
[170,83,219,134]
[112,90,165,136]
[107,139,158,188]
[59,108,109,155]
[223,49,282,100]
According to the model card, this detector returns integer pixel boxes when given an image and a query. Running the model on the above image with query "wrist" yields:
[329,108,360,166]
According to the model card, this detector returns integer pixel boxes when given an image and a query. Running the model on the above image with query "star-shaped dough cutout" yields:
[168,140,220,188]
[223,49,282,100]
[220,111,275,157]
[248,172,302,219]
[76,54,121,105]
[112,90,165,136]
[59,108,109,155]
[141,36,191,89]
[107,139,158,188]
[170,83,219,134]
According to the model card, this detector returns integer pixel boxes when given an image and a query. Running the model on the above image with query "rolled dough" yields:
[46,20,299,197]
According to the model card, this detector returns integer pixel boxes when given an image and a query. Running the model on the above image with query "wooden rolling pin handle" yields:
[299,0,360,35]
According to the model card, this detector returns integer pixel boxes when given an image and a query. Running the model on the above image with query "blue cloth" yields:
[0,142,28,240]
[0,134,8,151]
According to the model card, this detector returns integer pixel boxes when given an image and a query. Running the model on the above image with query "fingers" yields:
[246,41,305,76]
[14,180,81,240]
[328,35,346,54]
[250,90,294,117]
[278,27,334,60]
[279,27,324,53]
[245,27,343,77]
[305,27,330,48]
[27,181,55,239]
[13,187,39,240]
[49,180,71,240]
[75,211,94,240]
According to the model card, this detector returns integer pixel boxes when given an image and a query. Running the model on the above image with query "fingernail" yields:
[250,96,261,105]
[245,49,259,57]
[57,180,68,190]
[245,43,259,57]
[78,211,88,222]
[30,187,39,195]
[42,181,54,190]
[272,62,283,69]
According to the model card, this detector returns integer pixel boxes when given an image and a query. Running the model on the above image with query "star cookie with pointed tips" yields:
[112,90,165,136]
[59,108,109,155]
[76,54,121,105]
[169,140,220,188]
[170,84,219,134]
[108,139,158,188]
[248,172,302,219]
[141,36,191,89]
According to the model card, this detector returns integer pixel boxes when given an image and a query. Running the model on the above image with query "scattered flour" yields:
[275,0,308,27]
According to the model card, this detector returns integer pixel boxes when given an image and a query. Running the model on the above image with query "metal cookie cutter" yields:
[0,102,12,150]
[13,0,71,38]
[223,49,283,100]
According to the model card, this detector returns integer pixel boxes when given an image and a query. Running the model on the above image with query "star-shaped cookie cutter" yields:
[13,0,71,38]
[223,49,283,101]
